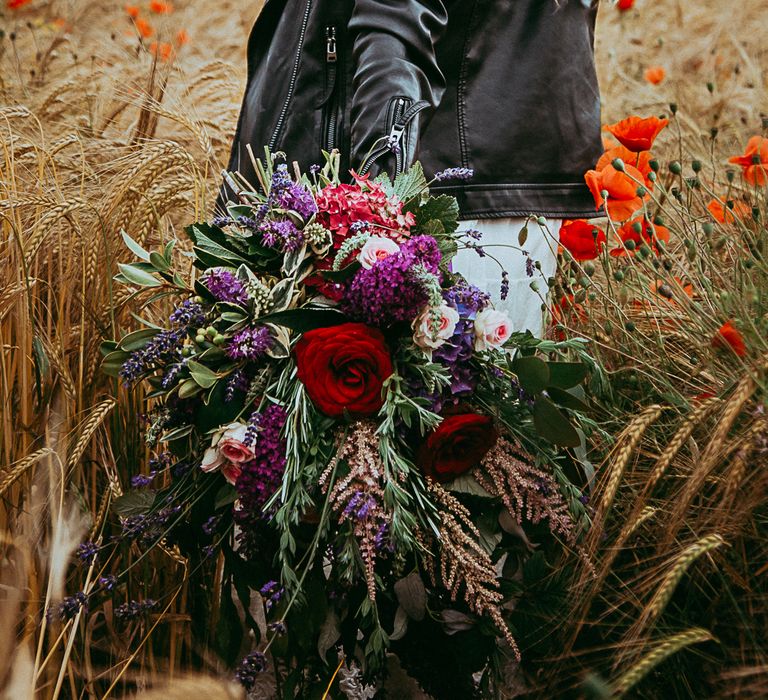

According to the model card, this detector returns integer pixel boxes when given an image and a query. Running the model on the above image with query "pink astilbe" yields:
[475,437,574,541]
[319,422,388,601]
[426,482,521,661]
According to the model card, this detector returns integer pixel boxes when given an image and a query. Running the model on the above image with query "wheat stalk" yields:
[0,448,54,497]
[65,398,116,471]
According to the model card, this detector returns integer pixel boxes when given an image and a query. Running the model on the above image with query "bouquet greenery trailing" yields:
[103,150,597,697]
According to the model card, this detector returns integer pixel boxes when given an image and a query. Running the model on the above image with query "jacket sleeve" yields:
[348,0,448,176]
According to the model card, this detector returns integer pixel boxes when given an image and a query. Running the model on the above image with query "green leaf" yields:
[149,250,170,272]
[533,396,581,447]
[447,473,493,498]
[117,263,161,288]
[117,328,159,352]
[269,278,294,312]
[317,610,341,661]
[320,261,361,283]
[120,229,151,261]
[214,483,237,509]
[547,362,589,390]
[259,306,348,333]
[112,490,155,517]
[394,573,427,621]
[546,386,591,412]
[187,360,219,388]
[282,242,307,277]
[393,162,428,201]
[101,350,130,378]
[160,424,194,442]
[513,355,551,394]
[415,194,459,233]
[100,340,118,356]
[178,378,204,399]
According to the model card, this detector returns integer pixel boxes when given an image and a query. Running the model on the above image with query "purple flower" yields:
[131,471,157,488]
[235,651,268,690]
[99,575,118,591]
[225,326,273,361]
[201,269,249,306]
[500,270,510,301]
[120,327,187,385]
[51,592,88,621]
[260,219,304,252]
[114,599,157,621]
[169,299,206,328]
[342,235,442,327]
[433,167,474,182]
[202,514,222,536]
[211,215,233,228]
[76,540,99,565]
[525,253,535,278]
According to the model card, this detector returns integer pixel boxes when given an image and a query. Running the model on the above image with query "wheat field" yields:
[1,0,767,698]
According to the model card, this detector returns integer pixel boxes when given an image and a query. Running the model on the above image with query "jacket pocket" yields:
[359,97,430,177]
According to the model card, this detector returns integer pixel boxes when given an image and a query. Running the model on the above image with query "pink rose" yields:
[200,422,253,485]
[473,308,513,351]
[358,235,400,269]
[412,304,460,351]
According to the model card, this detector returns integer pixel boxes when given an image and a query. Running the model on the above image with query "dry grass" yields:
[0,0,766,697]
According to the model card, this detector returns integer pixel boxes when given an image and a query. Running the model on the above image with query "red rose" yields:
[294,323,393,417]
[417,414,497,482]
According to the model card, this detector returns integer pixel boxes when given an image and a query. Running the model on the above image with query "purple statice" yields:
[98,575,118,591]
[235,651,268,690]
[201,269,249,306]
[114,598,157,621]
[433,167,474,182]
[342,235,442,327]
[225,368,250,402]
[169,299,206,328]
[50,592,88,622]
[234,405,288,557]
[76,541,99,565]
[225,326,273,361]
[131,471,157,488]
[260,218,304,252]
[432,280,491,397]
[464,227,483,240]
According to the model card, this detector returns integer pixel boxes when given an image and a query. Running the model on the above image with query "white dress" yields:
[452,217,561,338]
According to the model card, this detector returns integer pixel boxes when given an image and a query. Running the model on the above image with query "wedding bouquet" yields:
[104,151,596,696]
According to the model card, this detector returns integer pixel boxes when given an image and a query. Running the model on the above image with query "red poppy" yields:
[644,66,666,85]
[150,41,173,61]
[611,217,670,256]
[550,294,587,340]
[706,198,751,224]
[124,3,139,17]
[712,321,746,357]
[7,0,33,8]
[728,136,768,186]
[134,17,154,38]
[149,0,173,13]
[617,0,634,9]
[604,115,669,152]
[584,164,650,221]
[597,145,654,187]
[559,220,606,261]
[175,29,189,45]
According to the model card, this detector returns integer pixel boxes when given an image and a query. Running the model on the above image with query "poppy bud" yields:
[604,321,613,335]
[710,127,719,139]
[579,276,591,288]
[637,244,651,258]
[762,117,768,130]
[691,160,702,173]
[636,185,647,197]
[612,158,625,172]
[537,216,547,226]
[706,82,715,93]
[547,277,556,288]
[702,222,714,236]
[535,260,542,270]
[529,281,539,293]
[613,270,625,281]
[583,261,596,276]
[648,172,657,183]
[662,258,673,271]
[575,289,587,303]
[625,239,636,251]
[669,161,682,174]
[649,159,660,172]
[631,221,643,234]
[588,292,597,301]
[625,321,636,332]
[669,102,678,115]
[752,207,760,221]
[726,169,735,183]
[601,189,609,200]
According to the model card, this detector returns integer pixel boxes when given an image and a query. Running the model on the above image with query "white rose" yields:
[200,422,253,483]
[473,308,513,351]
[412,304,460,350]
[358,236,400,269]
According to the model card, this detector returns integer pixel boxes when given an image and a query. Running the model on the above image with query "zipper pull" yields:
[326,26,337,63]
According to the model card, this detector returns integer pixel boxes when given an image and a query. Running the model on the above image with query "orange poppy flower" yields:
[706,198,751,224]
[559,220,606,261]
[135,17,154,38]
[604,115,669,152]
[644,66,666,85]
[611,217,670,257]
[124,3,140,17]
[149,0,173,13]
[175,29,189,45]
[150,41,174,61]
[7,0,33,7]
[597,145,653,187]
[712,321,746,357]
[584,164,650,222]
[728,136,768,186]
[617,0,634,9]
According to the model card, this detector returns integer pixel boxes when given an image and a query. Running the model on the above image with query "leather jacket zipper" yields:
[268,0,312,152]
[359,98,429,176]
[323,25,338,151]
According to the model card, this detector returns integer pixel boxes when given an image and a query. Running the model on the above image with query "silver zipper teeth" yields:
[359,98,406,176]
[325,25,338,151]
[268,0,313,151]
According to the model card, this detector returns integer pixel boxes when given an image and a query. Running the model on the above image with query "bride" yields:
[217,0,602,337]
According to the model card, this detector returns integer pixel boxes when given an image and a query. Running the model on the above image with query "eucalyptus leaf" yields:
[533,395,581,447]
[112,490,155,517]
[513,355,551,394]
[394,572,426,621]
[178,378,204,399]
[187,360,219,388]
[149,251,170,272]
[546,386,591,412]
[547,362,589,390]
[118,328,159,352]
[117,263,162,288]
[121,229,151,261]
[389,606,409,641]
[317,610,341,661]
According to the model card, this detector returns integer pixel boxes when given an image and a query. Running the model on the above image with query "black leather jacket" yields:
[218,0,602,219]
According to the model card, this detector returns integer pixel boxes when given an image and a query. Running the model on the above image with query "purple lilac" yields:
[342,235,442,327]
[433,167,474,182]
[201,269,250,306]
[234,405,288,557]
[225,326,273,361]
